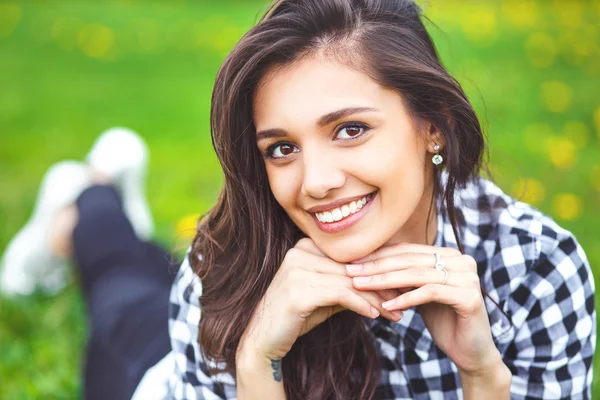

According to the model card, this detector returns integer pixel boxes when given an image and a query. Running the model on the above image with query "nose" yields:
[300,148,346,199]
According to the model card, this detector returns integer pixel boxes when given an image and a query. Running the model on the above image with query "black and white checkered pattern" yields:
[162,177,596,399]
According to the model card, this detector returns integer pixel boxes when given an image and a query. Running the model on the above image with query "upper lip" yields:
[306,191,375,213]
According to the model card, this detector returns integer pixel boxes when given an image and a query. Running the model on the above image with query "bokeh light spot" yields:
[460,4,498,46]
[552,0,584,28]
[545,136,577,169]
[552,193,583,221]
[525,33,558,68]
[541,81,572,113]
[559,29,596,66]
[0,3,22,39]
[176,213,200,239]
[77,23,115,59]
[511,178,546,205]
[502,0,539,29]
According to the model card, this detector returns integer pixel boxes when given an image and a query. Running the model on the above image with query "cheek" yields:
[358,133,426,188]
[266,165,302,212]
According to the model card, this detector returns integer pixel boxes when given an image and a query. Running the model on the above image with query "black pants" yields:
[72,186,177,400]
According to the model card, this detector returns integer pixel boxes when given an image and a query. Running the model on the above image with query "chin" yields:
[318,239,379,264]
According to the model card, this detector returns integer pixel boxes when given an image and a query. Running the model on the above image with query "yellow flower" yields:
[525,33,557,68]
[176,214,200,239]
[78,24,115,59]
[511,178,546,205]
[0,3,21,39]
[545,136,577,169]
[552,193,583,221]
[541,81,572,113]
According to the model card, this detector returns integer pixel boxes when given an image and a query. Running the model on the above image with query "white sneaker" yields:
[85,127,154,240]
[0,161,91,296]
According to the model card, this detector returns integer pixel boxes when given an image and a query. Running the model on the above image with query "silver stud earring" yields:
[432,144,443,165]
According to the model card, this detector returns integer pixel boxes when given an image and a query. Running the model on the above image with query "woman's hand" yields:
[346,243,507,377]
[237,238,402,363]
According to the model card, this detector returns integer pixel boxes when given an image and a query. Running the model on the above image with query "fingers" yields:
[352,243,461,264]
[347,253,475,277]
[376,288,402,301]
[379,284,485,319]
[312,285,380,319]
[360,289,403,321]
[305,273,402,321]
[352,268,480,291]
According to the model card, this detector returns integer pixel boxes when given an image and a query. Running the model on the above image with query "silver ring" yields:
[440,268,448,285]
[434,253,445,271]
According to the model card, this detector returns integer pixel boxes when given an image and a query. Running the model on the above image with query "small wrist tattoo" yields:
[270,358,282,382]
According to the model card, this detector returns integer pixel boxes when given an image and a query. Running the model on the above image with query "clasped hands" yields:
[296,237,506,378]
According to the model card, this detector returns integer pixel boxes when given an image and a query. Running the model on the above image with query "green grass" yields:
[0,0,598,398]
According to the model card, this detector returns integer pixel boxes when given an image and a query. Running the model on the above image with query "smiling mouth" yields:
[314,191,376,223]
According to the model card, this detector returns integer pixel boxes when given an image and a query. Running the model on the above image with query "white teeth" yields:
[332,209,343,221]
[314,192,375,224]
[349,201,357,213]
[341,205,350,217]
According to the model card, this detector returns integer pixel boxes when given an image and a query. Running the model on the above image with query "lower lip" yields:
[311,192,377,234]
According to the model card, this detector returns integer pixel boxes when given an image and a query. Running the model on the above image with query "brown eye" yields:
[335,123,370,140]
[345,126,362,137]
[267,142,299,159]
[280,144,294,155]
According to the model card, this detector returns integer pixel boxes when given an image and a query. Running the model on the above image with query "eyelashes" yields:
[263,122,372,160]
[336,122,370,140]
[264,142,298,159]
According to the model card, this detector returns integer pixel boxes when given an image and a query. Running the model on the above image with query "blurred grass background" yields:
[0,0,598,398]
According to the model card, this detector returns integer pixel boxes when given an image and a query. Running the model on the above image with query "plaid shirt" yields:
[162,177,595,399]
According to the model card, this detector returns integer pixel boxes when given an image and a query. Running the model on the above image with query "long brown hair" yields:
[191,1,485,399]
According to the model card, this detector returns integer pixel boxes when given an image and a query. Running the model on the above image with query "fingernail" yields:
[371,306,380,318]
[346,264,362,273]
[392,311,403,320]
[382,299,395,309]
[353,276,371,284]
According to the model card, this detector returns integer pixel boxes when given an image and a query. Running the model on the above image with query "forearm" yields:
[236,351,286,400]
[459,360,512,400]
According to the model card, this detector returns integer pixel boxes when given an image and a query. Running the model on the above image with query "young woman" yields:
[1,0,594,399]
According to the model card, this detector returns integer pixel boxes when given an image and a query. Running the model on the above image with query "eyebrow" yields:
[255,106,379,141]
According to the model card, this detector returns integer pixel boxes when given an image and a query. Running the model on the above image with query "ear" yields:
[424,122,446,153]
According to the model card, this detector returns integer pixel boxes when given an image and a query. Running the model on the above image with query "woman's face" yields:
[254,57,439,263]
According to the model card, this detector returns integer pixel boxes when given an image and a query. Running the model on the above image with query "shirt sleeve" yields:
[167,254,238,399]
[504,232,595,399]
